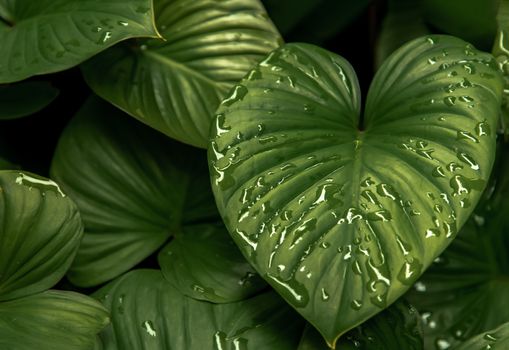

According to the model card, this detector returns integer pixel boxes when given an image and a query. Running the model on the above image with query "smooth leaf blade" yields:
[0,81,59,119]
[158,223,267,303]
[82,0,283,148]
[51,97,217,287]
[0,290,109,350]
[94,269,304,349]
[0,0,159,83]
[209,37,503,345]
[0,170,83,301]
[454,322,509,350]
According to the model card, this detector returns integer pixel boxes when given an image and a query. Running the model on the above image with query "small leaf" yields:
[0,0,160,83]
[406,148,509,348]
[454,322,509,350]
[94,269,304,349]
[0,170,82,301]
[51,97,218,287]
[158,223,267,303]
[0,290,109,350]
[0,82,59,119]
[82,0,283,148]
[298,300,423,349]
[209,37,503,346]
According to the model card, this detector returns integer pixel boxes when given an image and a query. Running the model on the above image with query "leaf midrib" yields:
[142,49,218,87]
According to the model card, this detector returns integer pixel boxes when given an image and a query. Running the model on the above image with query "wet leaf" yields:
[0,0,160,83]
[454,322,509,350]
[82,0,282,148]
[0,170,82,301]
[209,36,503,346]
[94,269,303,349]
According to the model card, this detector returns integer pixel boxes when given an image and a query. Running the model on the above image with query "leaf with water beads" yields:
[209,35,503,346]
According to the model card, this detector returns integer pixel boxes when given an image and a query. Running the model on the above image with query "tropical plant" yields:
[1,0,508,349]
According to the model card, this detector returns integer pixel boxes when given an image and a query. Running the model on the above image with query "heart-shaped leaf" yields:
[406,148,509,349]
[209,36,503,346]
[0,170,82,301]
[51,97,218,287]
[158,223,267,303]
[94,269,304,349]
[0,0,160,83]
[0,290,109,350]
[298,300,423,349]
[81,0,283,148]
[0,81,59,120]
[454,322,509,350]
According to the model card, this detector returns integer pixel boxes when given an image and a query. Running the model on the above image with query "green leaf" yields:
[492,0,509,140]
[158,223,267,303]
[0,0,160,83]
[298,300,423,349]
[423,0,498,51]
[454,322,509,350]
[209,37,503,346]
[0,157,13,169]
[51,97,218,287]
[94,269,304,349]
[406,149,509,349]
[0,170,82,301]
[0,81,59,119]
[0,290,109,350]
[375,0,430,68]
[82,0,282,148]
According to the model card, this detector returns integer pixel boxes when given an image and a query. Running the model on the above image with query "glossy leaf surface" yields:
[95,269,303,349]
[454,322,509,350]
[0,0,160,83]
[0,170,82,301]
[158,223,266,303]
[82,0,282,148]
[493,0,509,140]
[0,81,59,119]
[51,98,217,287]
[407,149,509,349]
[209,37,503,345]
[0,290,109,350]
[298,300,423,349]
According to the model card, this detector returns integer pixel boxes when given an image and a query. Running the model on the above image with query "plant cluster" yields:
[1,0,509,349]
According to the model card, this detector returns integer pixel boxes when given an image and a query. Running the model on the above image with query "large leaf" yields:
[208,37,503,346]
[298,300,423,349]
[82,0,283,148]
[158,223,267,303]
[0,0,160,83]
[0,170,83,301]
[454,322,509,350]
[94,269,304,349]
[493,0,509,140]
[51,97,218,287]
[406,148,509,349]
[0,290,109,350]
[0,81,59,119]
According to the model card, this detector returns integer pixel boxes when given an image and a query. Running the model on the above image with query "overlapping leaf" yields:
[0,81,59,119]
[0,170,82,300]
[209,36,503,345]
[94,269,303,349]
[493,0,509,139]
[82,0,283,148]
[158,223,267,303]
[0,290,109,350]
[51,97,218,287]
[454,322,509,350]
[0,0,160,83]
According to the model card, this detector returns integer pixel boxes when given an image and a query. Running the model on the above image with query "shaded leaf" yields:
[454,322,509,350]
[0,81,59,119]
[0,290,109,350]
[158,223,267,303]
[82,0,282,148]
[0,170,82,301]
[209,37,503,346]
[0,0,160,83]
[94,269,304,349]
[492,0,509,140]
[51,97,218,287]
